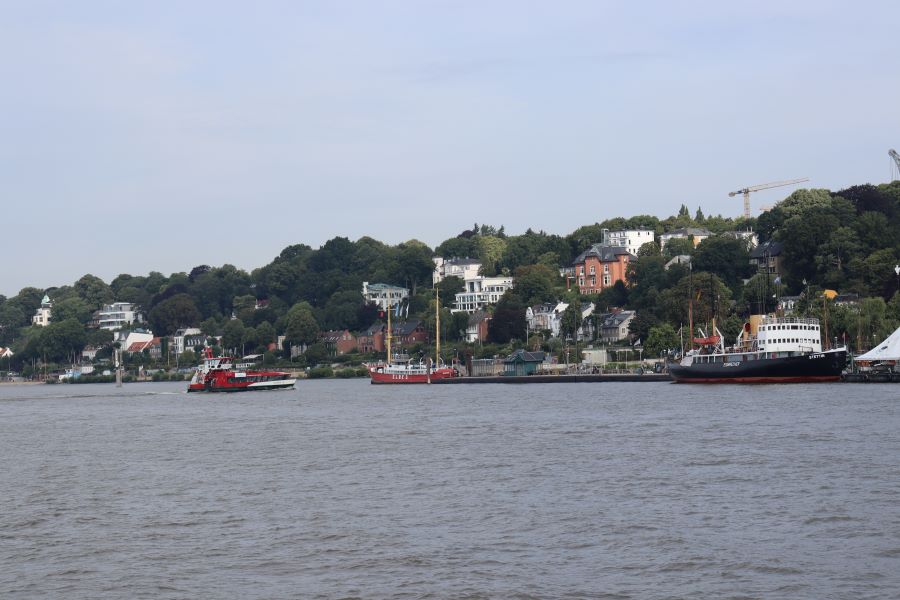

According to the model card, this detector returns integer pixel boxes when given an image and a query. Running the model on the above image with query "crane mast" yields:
[728,177,809,219]
[889,149,900,178]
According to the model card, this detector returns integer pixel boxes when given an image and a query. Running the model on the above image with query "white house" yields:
[362,282,409,311]
[172,328,202,356]
[0,347,14,358]
[96,302,144,331]
[32,295,52,327]
[527,301,595,340]
[433,257,482,285]
[453,275,514,313]
[604,228,656,254]
[116,330,154,352]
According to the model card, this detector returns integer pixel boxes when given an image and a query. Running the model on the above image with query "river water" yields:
[1,380,898,599]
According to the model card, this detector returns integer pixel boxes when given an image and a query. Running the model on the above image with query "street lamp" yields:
[894,265,900,295]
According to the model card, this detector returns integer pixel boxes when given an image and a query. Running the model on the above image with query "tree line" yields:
[1,180,898,371]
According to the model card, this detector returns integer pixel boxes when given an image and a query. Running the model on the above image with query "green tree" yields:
[692,236,752,290]
[147,294,201,336]
[284,302,320,347]
[51,297,92,324]
[39,318,87,363]
[560,303,583,341]
[644,323,679,357]
[513,264,561,306]
[74,274,113,308]
[222,319,245,352]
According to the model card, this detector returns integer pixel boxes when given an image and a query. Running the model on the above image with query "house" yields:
[571,245,634,295]
[835,293,860,307]
[465,311,491,343]
[392,320,429,348]
[32,294,52,327]
[81,346,99,361]
[357,322,385,353]
[603,228,656,254]
[502,349,547,376]
[433,257,482,285]
[453,275,514,313]
[778,296,801,315]
[320,330,357,356]
[749,240,783,275]
[659,227,712,251]
[172,328,202,355]
[0,347,13,358]
[526,301,595,340]
[665,255,691,270]
[362,282,409,311]
[599,310,636,343]
[720,230,759,250]
[95,302,144,331]
[126,337,163,359]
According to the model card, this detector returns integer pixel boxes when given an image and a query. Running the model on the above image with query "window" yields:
[604,264,609,273]
[589,266,595,275]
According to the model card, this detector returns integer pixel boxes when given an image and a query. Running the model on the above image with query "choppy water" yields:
[1,380,899,599]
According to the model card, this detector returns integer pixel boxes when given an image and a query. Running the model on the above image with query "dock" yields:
[432,373,672,384]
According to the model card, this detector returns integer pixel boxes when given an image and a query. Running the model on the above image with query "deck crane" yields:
[889,149,900,179]
[729,178,809,219]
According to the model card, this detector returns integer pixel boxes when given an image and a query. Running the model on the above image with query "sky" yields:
[2,1,899,296]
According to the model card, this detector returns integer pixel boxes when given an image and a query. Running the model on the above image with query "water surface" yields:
[1,380,898,598]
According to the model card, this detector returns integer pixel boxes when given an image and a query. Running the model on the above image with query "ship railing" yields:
[760,316,820,326]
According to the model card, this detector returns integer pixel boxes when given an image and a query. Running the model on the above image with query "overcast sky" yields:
[2,1,898,296]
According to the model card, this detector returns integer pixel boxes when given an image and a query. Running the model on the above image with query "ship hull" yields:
[368,365,459,384]
[668,349,847,383]
[187,378,296,392]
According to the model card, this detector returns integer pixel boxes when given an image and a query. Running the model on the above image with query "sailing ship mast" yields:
[386,299,392,365]
[435,286,440,365]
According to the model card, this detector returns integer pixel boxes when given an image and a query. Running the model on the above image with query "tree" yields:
[147,294,201,336]
[436,276,464,309]
[560,303,583,341]
[257,321,275,347]
[644,323,679,357]
[51,297,92,324]
[284,302,319,347]
[663,237,694,258]
[513,264,561,306]
[488,292,526,344]
[691,236,752,290]
[39,318,87,363]
[73,274,113,308]
[222,319,245,353]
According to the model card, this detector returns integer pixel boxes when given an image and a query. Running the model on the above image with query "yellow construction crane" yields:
[729,178,809,219]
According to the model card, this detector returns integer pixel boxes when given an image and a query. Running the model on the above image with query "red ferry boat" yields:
[188,349,296,393]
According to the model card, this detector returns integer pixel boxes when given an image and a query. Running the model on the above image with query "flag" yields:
[394,302,400,317]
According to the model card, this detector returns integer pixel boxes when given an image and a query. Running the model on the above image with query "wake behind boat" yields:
[188,349,296,392]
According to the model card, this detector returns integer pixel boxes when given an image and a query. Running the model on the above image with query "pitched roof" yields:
[504,349,546,363]
[361,322,385,336]
[393,320,424,336]
[749,240,783,258]
[662,227,712,237]
[573,245,634,265]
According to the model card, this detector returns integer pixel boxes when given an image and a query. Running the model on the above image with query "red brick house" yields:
[357,322,385,353]
[320,330,357,356]
[572,245,634,295]
[393,320,429,347]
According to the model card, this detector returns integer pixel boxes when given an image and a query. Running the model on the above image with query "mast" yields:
[688,263,694,351]
[386,299,392,364]
[435,286,441,364]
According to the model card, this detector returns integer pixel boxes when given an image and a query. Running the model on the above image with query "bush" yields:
[335,367,357,378]
[307,366,333,379]
[355,366,370,377]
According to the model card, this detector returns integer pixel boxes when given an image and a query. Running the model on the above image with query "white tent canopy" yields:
[856,326,900,361]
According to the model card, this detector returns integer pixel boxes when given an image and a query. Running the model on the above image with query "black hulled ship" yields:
[668,315,847,383]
